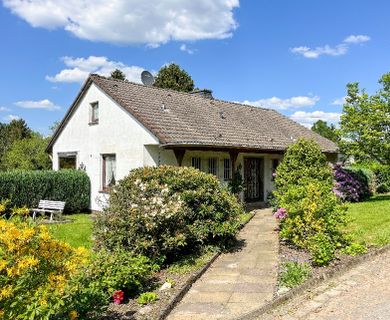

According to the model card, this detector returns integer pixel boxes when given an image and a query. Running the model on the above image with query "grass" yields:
[166,249,216,275]
[346,194,390,247]
[47,213,93,249]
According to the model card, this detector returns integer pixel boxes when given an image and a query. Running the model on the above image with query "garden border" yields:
[159,210,256,320]
[236,243,390,320]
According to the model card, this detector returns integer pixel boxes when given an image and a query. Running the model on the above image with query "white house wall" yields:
[52,83,159,211]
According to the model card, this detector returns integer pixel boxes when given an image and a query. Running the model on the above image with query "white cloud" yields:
[332,96,347,106]
[3,114,20,122]
[3,0,239,46]
[242,95,319,110]
[0,107,11,112]
[291,34,370,59]
[291,44,348,59]
[290,110,341,127]
[15,99,61,111]
[180,44,195,54]
[46,56,146,83]
[344,34,370,44]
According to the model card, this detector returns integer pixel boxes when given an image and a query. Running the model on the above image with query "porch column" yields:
[173,149,186,166]
[229,150,239,176]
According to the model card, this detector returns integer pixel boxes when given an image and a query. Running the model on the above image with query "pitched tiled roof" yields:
[47,74,338,153]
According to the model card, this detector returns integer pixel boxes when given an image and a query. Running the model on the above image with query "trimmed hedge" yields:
[0,170,90,212]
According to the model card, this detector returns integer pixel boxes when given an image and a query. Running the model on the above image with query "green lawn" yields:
[346,194,390,247]
[47,213,93,249]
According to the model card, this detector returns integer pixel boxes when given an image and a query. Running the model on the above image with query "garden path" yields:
[167,208,278,320]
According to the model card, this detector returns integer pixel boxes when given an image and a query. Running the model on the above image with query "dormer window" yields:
[90,102,99,125]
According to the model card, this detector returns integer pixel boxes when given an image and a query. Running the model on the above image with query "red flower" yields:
[113,290,125,304]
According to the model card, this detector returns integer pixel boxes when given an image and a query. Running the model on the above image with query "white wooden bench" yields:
[32,200,66,221]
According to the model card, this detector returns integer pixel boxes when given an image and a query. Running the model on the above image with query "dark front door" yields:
[244,158,264,202]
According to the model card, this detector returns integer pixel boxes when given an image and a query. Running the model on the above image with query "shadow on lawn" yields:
[366,194,390,202]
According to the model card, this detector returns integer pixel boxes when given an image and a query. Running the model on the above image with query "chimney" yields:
[190,89,213,99]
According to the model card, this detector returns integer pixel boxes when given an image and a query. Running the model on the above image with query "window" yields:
[58,152,77,169]
[223,158,231,180]
[191,157,201,170]
[90,102,99,124]
[208,158,218,176]
[102,154,116,191]
[272,159,279,181]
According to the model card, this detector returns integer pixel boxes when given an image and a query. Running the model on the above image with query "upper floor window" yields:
[208,158,218,176]
[90,102,99,124]
[191,157,201,170]
[223,158,231,180]
[102,154,116,191]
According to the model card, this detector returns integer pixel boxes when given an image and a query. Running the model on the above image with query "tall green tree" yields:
[0,119,32,166]
[153,63,195,92]
[110,69,126,80]
[311,120,339,143]
[1,134,51,170]
[340,72,390,165]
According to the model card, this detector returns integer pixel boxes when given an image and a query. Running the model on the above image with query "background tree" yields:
[311,120,339,143]
[0,119,32,166]
[153,63,195,92]
[1,134,51,170]
[110,69,126,80]
[340,72,390,165]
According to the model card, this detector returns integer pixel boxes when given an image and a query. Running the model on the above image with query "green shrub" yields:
[136,292,158,305]
[0,169,90,213]
[308,233,336,266]
[94,166,243,261]
[372,165,390,193]
[279,261,311,288]
[340,243,367,256]
[75,249,157,297]
[274,139,347,265]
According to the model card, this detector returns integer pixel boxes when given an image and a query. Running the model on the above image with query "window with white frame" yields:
[191,157,201,170]
[102,154,116,191]
[90,102,99,124]
[223,158,231,180]
[208,158,218,176]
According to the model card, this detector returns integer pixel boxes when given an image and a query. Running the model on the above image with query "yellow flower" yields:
[0,260,7,271]
[69,310,78,320]
[0,309,4,318]
[0,285,13,300]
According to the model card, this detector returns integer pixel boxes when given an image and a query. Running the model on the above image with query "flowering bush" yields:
[333,164,372,202]
[0,217,88,319]
[274,207,287,219]
[273,139,347,265]
[94,166,243,261]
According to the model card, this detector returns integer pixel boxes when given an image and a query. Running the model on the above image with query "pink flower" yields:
[274,207,287,220]
[113,290,124,304]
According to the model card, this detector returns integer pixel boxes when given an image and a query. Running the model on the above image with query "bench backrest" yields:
[38,200,66,211]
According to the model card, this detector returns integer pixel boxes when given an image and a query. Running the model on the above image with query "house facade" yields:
[47,74,338,211]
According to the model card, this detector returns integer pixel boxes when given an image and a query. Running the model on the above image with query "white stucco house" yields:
[47,74,338,211]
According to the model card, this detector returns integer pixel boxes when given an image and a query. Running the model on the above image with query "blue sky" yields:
[1,0,389,135]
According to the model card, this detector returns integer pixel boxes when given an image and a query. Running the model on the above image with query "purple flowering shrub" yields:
[333,164,371,202]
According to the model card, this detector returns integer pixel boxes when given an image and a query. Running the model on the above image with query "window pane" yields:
[208,158,218,176]
[224,158,231,180]
[91,102,99,123]
[191,157,201,170]
[103,155,116,189]
[59,156,76,169]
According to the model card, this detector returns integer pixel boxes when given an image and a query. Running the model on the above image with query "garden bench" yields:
[31,200,66,221]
